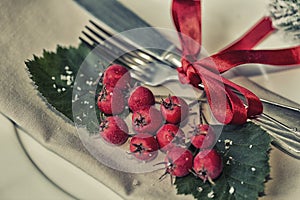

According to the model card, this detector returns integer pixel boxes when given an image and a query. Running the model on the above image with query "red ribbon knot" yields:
[172,0,300,124]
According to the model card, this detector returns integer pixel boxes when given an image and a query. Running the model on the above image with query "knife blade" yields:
[74,0,174,55]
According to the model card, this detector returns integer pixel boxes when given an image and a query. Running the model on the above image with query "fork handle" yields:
[160,45,182,68]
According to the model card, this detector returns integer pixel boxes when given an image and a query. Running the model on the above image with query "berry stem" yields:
[154,95,199,101]
[198,91,209,125]
[170,173,174,185]
[99,113,106,122]
[188,98,207,107]
[155,100,161,104]
[207,176,216,186]
[158,171,169,181]
[202,109,209,125]
[199,100,203,124]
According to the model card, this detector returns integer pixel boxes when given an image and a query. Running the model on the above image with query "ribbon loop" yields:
[172,0,202,57]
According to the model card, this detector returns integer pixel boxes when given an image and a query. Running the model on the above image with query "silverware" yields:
[80,20,300,159]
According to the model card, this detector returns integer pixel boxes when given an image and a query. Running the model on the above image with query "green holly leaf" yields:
[25,44,123,134]
[26,45,271,199]
[174,122,271,200]
[25,44,91,121]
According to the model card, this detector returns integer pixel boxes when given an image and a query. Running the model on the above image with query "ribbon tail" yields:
[222,78,263,118]
[220,16,275,53]
[199,46,300,73]
[195,64,252,124]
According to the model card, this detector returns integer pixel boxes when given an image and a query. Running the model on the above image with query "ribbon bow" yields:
[172,0,300,124]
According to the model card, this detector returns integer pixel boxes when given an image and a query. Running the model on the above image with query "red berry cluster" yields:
[97,64,223,183]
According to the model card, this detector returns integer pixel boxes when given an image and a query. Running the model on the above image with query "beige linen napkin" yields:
[1,0,300,200]
[0,0,193,199]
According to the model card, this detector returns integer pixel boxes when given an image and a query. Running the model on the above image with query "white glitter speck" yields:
[53,84,56,88]
[51,76,55,80]
[224,139,233,145]
[57,88,62,93]
[90,105,93,109]
[229,186,235,194]
[207,190,214,198]
[62,88,66,92]
[65,66,69,70]
[77,87,81,91]
[197,187,203,192]
[60,75,73,86]
[224,139,233,150]
[86,80,93,86]
[132,179,139,186]
[241,181,244,185]
[251,167,256,172]
[61,75,67,80]
[80,74,84,77]
[249,145,253,149]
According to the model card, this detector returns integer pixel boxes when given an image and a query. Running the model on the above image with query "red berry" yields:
[160,96,189,124]
[128,86,155,112]
[103,64,130,90]
[193,149,223,183]
[97,86,125,115]
[129,133,159,161]
[190,124,216,149]
[156,124,185,152]
[164,147,193,177]
[100,116,129,145]
[132,107,163,134]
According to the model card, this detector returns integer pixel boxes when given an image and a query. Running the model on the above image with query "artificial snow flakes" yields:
[197,187,203,192]
[207,190,215,198]
[224,139,233,150]
[229,186,235,194]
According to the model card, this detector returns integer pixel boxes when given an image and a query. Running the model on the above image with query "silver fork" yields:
[79,20,180,86]
[80,20,300,159]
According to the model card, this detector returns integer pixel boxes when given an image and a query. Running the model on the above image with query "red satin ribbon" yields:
[172,0,300,124]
